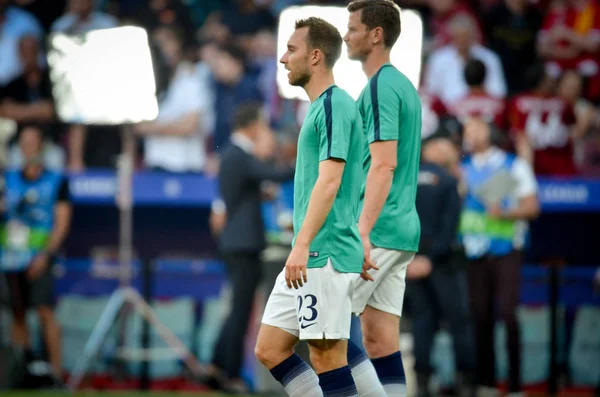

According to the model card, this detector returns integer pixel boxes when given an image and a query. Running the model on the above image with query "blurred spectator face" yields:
[154,27,183,68]
[69,0,94,16]
[280,27,312,87]
[19,126,43,163]
[450,17,474,53]
[198,15,231,46]
[345,10,373,62]
[558,70,583,104]
[198,42,219,68]
[423,138,458,171]
[255,126,276,160]
[212,49,244,84]
[19,36,39,72]
[428,0,456,15]
[463,119,491,153]
[252,30,277,59]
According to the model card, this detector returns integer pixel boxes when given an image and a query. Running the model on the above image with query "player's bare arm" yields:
[286,158,345,289]
[358,140,397,280]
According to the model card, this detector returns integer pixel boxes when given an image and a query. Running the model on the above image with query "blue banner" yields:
[67,172,600,212]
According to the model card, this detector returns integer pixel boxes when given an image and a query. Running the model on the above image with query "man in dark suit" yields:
[208,102,295,392]
[406,137,475,397]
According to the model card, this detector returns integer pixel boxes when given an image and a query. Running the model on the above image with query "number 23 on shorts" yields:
[297,294,318,329]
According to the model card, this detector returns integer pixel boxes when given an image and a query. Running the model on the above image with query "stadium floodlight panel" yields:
[47,26,159,125]
[277,5,423,101]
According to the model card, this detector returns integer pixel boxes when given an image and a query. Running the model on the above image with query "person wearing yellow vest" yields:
[459,119,540,397]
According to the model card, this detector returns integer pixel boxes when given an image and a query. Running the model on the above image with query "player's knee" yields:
[308,340,347,373]
[362,319,399,358]
[254,340,292,370]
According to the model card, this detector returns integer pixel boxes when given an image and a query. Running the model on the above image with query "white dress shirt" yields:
[425,44,507,106]
[144,63,210,172]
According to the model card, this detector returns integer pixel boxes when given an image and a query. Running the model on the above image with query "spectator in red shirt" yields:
[449,59,507,130]
[508,63,579,176]
[558,70,600,174]
[538,0,600,99]
[427,0,483,49]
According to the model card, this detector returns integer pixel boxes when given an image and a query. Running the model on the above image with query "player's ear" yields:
[371,27,384,45]
[310,48,322,66]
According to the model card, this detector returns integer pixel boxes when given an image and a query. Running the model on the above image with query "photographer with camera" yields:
[1,123,71,383]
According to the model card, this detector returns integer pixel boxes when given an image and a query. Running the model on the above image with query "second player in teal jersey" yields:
[343,1,423,396]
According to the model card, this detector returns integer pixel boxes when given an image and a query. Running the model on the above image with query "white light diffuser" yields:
[47,26,159,125]
[277,6,423,101]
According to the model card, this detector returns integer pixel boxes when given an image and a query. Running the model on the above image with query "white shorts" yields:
[352,247,415,317]
[261,260,355,340]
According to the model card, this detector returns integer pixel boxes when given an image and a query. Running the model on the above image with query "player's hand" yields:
[285,244,308,289]
[406,255,432,280]
[359,232,379,282]
[27,252,49,280]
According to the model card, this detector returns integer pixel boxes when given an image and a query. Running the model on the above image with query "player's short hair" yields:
[347,0,401,48]
[464,59,486,87]
[294,17,343,69]
[233,102,266,130]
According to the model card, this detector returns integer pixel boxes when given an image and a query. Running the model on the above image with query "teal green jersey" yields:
[293,85,364,273]
[358,64,422,252]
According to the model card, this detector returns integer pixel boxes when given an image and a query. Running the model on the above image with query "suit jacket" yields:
[415,162,461,264]
[218,143,295,254]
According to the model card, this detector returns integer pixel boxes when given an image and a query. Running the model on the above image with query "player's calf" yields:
[308,339,358,397]
[362,306,406,397]
[255,324,323,397]
[347,339,386,396]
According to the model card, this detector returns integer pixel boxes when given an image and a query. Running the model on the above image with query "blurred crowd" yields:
[0,0,599,177]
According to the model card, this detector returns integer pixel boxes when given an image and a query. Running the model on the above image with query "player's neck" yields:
[362,50,391,79]
[304,71,335,102]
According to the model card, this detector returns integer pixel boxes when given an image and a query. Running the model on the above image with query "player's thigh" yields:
[352,246,406,315]
[307,339,348,374]
[361,250,414,358]
[255,324,299,370]
[297,261,354,341]
[261,269,301,338]
[365,249,414,318]
[258,270,300,368]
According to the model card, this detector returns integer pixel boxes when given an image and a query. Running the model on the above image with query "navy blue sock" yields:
[270,354,322,397]
[371,351,406,396]
[318,366,358,396]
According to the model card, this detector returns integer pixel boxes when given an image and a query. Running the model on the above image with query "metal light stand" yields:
[67,127,206,392]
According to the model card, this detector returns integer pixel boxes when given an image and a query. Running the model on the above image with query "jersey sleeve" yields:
[316,93,352,162]
[368,71,400,143]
